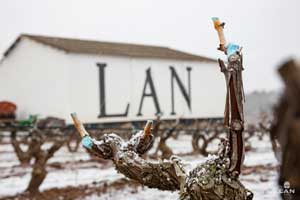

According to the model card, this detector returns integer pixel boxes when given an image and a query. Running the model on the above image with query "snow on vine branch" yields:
[70,113,252,200]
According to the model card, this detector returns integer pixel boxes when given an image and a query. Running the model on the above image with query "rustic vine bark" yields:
[192,121,223,156]
[66,130,81,153]
[25,129,65,194]
[217,57,245,175]
[10,131,32,165]
[214,19,245,175]
[71,113,252,199]
[153,119,180,159]
[270,59,300,199]
[70,18,252,199]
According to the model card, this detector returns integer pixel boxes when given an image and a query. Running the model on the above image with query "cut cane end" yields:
[70,112,77,118]
[143,120,153,137]
[70,112,89,138]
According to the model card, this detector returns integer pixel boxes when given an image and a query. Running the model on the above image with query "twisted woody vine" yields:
[71,18,253,200]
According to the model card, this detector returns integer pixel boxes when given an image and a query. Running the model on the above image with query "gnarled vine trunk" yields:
[10,131,32,165]
[71,113,252,200]
[25,130,65,194]
[153,119,180,159]
[71,18,252,200]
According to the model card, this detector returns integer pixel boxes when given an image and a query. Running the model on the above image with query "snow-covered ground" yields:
[0,134,280,199]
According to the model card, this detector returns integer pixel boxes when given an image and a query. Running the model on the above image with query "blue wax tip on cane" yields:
[82,135,93,149]
[212,17,219,21]
[226,43,240,57]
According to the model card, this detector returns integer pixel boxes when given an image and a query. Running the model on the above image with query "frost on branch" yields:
[179,138,252,200]
[71,113,252,200]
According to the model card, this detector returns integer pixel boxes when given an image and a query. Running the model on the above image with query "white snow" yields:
[83,187,179,200]
[0,134,281,199]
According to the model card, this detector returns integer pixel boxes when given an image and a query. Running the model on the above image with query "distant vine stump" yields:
[153,119,180,159]
[10,131,32,165]
[192,121,222,156]
[66,131,81,153]
[25,130,65,194]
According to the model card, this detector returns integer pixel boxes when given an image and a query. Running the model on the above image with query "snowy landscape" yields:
[0,1,299,199]
[0,133,280,199]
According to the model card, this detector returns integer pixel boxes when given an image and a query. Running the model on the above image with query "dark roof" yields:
[3,34,216,62]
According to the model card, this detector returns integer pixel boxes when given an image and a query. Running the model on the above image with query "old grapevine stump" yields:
[192,121,223,156]
[153,119,180,160]
[70,18,252,200]
[270,59,300,199]
[25,129,65,194]
[71,114,252,200]
[10,131,32,165]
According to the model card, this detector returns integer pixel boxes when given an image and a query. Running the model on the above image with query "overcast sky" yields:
[0,0,299,92]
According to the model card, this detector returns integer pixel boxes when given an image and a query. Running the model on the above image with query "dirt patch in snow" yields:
[0,178,140,200]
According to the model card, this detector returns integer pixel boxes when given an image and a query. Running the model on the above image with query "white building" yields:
[0,34,225,124]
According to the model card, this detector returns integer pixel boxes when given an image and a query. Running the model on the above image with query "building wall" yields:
[0,38,70,120]
[66,52,226,123]
[0,38,226,124]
